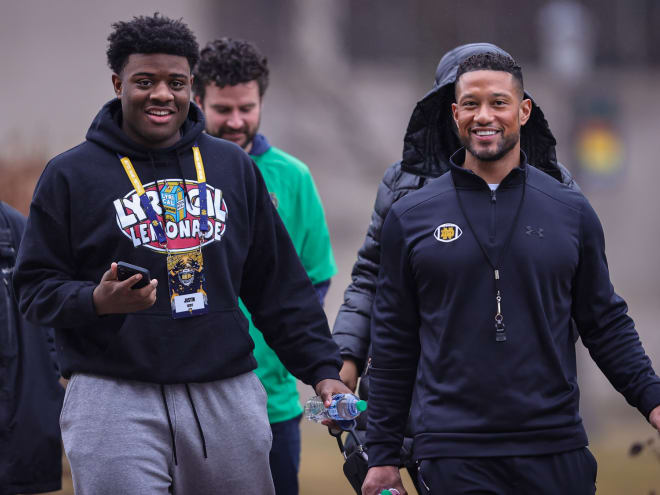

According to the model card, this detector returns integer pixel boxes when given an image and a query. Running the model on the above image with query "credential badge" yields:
[434,223,462,243]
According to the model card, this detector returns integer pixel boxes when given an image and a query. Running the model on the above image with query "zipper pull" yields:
[364,356,372,375]
[491,190,497,202]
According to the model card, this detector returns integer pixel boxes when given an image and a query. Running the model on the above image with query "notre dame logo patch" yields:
[434,223,462,243]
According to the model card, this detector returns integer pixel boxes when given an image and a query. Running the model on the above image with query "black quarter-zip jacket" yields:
[367,148,660,466]
[12,99,341,386]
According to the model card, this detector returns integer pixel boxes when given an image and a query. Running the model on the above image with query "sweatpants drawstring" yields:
[185,384,208,459]
[161,384,179,466]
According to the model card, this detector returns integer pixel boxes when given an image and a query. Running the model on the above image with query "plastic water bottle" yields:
[304,393,367,422]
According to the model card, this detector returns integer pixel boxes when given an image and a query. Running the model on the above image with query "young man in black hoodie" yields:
[12,14,349,494]
[362,52,660,495]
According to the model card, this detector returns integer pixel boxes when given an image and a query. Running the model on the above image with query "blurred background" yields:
[2,0,660,492]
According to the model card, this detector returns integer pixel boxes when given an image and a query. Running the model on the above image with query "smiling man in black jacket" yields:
[334,42,578,391]
[12,13,348,495]
[362,52,660,495]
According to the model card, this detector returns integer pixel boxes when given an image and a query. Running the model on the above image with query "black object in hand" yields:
[117,261,151,289]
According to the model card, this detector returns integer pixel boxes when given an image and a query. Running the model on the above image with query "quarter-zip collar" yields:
[449,147,528,190]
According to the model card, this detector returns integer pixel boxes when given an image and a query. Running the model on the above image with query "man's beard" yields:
[211,124,258,151]
[461,132,519,162]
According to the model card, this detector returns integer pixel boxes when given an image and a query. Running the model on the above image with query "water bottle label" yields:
[326,394,346,421]
[327,400,342,421]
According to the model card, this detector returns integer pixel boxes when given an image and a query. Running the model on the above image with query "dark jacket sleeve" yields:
[1,202,61,375]
[240,163,342,387]
[573,198,660,419]
[332,162,423,368]
[366,209,420,467]
[13,165,100,328]
[0,201,64,493]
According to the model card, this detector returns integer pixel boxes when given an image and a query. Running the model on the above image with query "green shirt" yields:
[241,135,337,424]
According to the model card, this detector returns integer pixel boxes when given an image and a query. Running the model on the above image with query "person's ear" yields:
[451,102,459,126]
[112,74,122,99]
[519,98,532,126]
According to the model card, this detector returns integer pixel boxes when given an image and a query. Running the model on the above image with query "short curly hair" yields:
[192,38,269,102]
[456,52,524,98]
[106,13,199,75]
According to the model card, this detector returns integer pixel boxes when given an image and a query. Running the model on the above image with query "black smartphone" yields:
[116,261,151,289]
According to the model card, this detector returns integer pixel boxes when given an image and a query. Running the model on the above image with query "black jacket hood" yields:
[86,98,206,160]
[401,42,562,182]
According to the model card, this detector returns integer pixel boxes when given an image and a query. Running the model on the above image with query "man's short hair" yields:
[455,52,524,98]
[106,13,199,75]
[192,38,269,102]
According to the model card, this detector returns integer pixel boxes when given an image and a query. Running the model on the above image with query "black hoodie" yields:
[13,99,341,385]
[334,43,578,368]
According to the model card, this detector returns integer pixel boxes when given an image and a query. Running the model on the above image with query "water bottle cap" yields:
[356,400,367,412]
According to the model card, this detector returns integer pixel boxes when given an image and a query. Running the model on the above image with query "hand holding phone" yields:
[117,261,151,289]
[93,262,158,315]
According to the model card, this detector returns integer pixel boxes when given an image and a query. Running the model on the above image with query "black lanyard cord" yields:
[452,174,527,342]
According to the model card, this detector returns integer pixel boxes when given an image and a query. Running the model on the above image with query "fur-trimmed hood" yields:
[401,42,564,183]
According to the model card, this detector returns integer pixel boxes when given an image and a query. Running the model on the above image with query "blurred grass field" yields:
[297,422,660,494]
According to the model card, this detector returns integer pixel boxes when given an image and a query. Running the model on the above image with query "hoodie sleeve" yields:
[572,198,660,419]
[13,163,100,328]
[366,208,420,467]
[239,161,342,387]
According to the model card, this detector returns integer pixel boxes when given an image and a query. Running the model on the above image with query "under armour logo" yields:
[525,226,544,238]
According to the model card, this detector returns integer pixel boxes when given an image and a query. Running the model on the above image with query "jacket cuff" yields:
[333,312,371,360]
[80,284,102,321]
[367,442,403,468]
[638,382,660,419]
[310,364,341,388]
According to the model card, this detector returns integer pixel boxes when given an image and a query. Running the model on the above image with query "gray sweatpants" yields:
[60,371,275,495]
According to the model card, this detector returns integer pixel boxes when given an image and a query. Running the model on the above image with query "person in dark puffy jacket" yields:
[0,201,64,495]
[334,42,579,391]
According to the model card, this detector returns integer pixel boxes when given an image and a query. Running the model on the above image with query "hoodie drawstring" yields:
[161,384,179,466]
[160,384,208,465]
[148,153,166,216]
[185,384,208,459]
[175,151,193,208]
